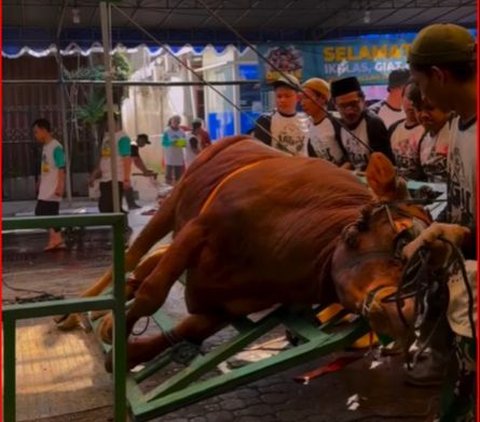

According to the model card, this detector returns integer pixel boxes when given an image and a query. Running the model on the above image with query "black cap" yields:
[388,68,410,90]
[137,133,151,144]
[330,77,362,98]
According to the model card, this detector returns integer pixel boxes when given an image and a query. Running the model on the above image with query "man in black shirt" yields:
[126,133,154,210]
[330,76,395,170]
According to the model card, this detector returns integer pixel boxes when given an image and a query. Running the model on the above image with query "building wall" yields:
[3,55,94,200]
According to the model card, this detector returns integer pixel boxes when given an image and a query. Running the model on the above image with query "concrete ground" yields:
[3,200,441,422]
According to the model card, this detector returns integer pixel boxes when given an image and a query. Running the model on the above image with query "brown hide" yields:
[84,137,376,314]
[166,138,373,314]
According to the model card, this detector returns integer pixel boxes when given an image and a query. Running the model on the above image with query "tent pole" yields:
[54,2,73,205]
[100,1,120,214]
[57,77,73,206]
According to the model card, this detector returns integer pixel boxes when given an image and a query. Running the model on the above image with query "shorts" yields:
[35,200,60,216]
[99,181,125,214]
[35,200,60,232]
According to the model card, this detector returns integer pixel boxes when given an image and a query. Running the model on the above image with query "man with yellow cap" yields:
[300,77,349,167]
[407,23,477,422]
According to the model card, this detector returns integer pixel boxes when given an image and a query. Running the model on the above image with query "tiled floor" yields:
[15,319,112,421]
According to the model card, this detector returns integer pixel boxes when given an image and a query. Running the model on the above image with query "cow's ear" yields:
[366,153,407,202]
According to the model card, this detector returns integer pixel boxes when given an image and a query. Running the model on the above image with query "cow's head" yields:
[331,153,432,345]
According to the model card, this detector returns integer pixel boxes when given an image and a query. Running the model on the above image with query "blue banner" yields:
[258,30,475,86]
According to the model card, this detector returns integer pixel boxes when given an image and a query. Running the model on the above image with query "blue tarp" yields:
[1,26,302,57]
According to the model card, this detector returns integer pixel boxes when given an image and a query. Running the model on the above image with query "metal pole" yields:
[100,1,120,213]
[112,218,127,422]
[57,81,73,205]
[232,63,241,135]
[186,56,197,120]
[54,1,73,205]
[3,315,16,422]
[2,80,259,86]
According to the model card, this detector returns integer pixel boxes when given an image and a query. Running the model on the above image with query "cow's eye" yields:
[393,229,416,261]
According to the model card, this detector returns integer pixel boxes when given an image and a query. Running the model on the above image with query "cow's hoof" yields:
[97,313,114,345]
[55,314,81,330]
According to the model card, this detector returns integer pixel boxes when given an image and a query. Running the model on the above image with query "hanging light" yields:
[72,7,81,24]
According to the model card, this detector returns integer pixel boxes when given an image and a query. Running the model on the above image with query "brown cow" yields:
[70,136,435,371]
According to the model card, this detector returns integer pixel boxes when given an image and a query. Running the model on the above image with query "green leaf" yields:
[77,92,106,125]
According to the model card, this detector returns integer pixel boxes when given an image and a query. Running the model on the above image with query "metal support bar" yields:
[2,80,259,86]
[2,213,126,422]
[3,213,125,230]
[57,79,74,205]
[54,0,73,205]
[128,317,369,421]
[3,313,16,422]
[112,217,127,422]
[144,307,283,402]
[3,297,115,319]
[100,1,121,213]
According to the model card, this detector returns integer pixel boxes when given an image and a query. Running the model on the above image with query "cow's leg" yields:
[99,220,206,344]
[125,246,169,299]
[105,313,227,373]
[91,246,169,322]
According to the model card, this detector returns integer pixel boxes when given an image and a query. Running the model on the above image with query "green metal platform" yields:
[89,298,369,421]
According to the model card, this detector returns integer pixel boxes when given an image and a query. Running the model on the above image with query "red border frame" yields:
[1,0,4,419]
[476,2,480,421]
[0,5,478,421]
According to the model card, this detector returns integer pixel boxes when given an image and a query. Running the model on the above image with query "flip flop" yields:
[44,242,67,252]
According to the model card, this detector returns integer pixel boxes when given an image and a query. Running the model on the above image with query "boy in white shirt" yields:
[32,118,66,251]
[388,82,425,180]
[408,84,452,183]
[254,75,309,156]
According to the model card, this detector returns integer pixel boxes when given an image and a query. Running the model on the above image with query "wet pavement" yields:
[3,201,441,422]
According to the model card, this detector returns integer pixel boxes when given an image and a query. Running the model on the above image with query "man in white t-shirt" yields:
[369,68,410,129]
[388,82,425,180]
[32,118,66,251]
[254,75,309,156]
[330,76,395,171]
[409,84,452,183]
[408,23,476,421]
[299,77,348,166]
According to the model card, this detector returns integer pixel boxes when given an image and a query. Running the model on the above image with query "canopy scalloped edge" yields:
[1,42,248,59]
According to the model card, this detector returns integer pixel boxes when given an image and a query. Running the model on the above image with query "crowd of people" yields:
[254,62,453,186]
[31,22,475,421]
[254,22,476,422]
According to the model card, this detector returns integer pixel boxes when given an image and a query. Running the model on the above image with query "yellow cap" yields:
[302,77,331,101]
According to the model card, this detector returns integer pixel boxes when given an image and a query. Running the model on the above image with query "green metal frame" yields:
[92,302,368,421]
[86,178,446,421]
[2,214,126,422]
